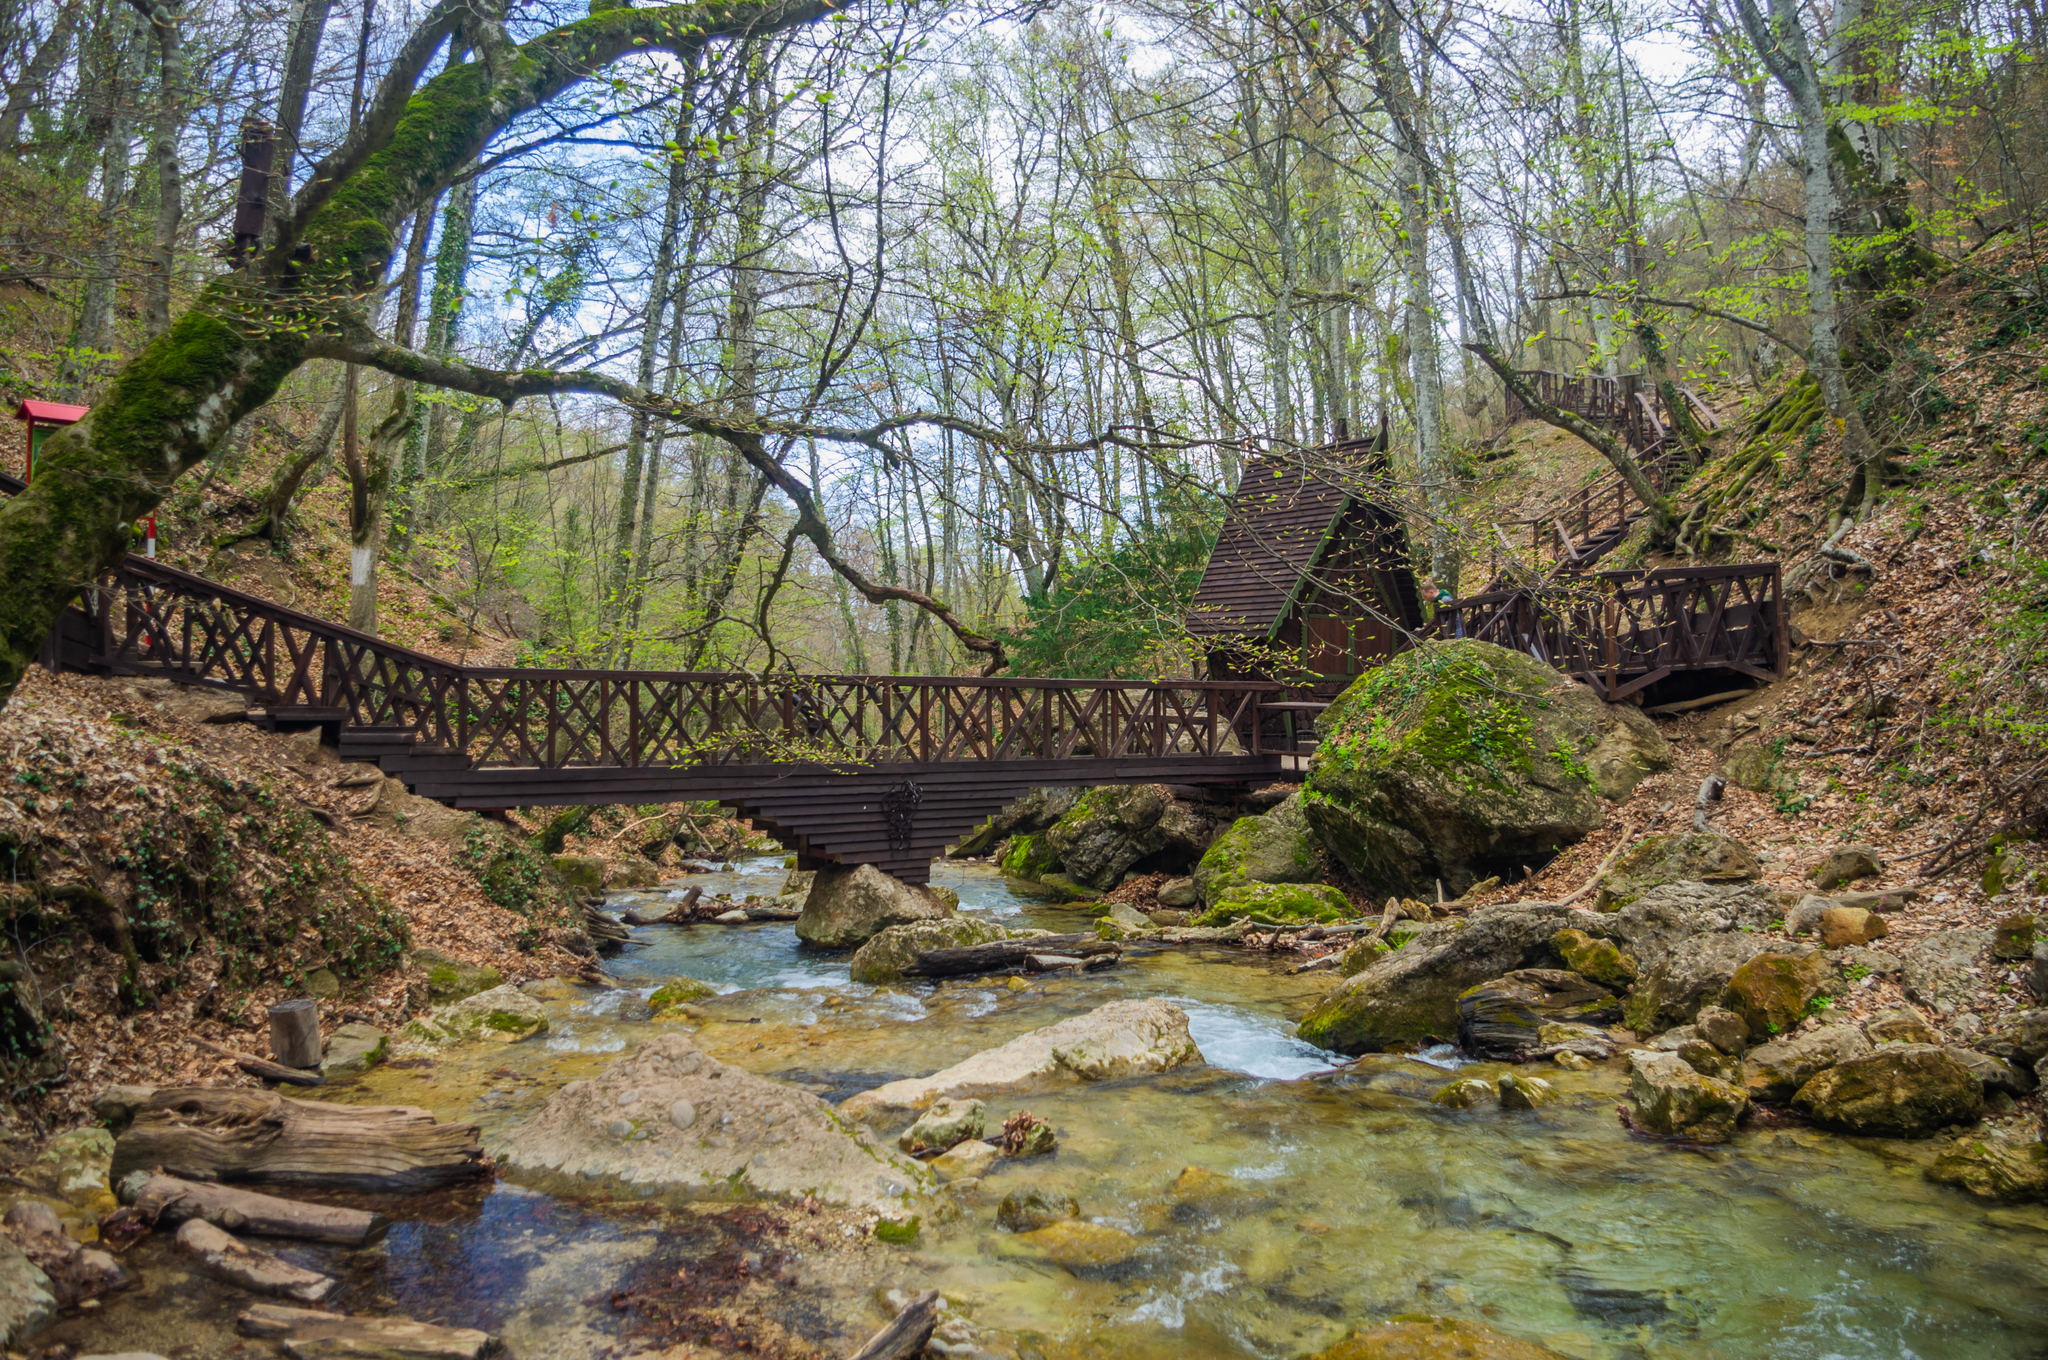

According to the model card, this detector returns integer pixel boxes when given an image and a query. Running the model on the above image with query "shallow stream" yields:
[50,857,2048,1359]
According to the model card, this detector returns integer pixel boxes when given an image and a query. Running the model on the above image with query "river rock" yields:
[1720,950,1828,1037]
[929,1139,999,1182]
[498,1033,928,1210]
[1926,1135,2048,1202]
[1595,831,1762,910]
[1011,1218,1145,1275]
[1676,1039,1739,1083]
[1192,793,1321,907]
[795,863,954,948]
[1818,907,1888,947]
[1978,1009,2048,1071]
[1694,1006,1750,1055]
[1302,641,1667,899]
[1742,1023,1872,1102]
[1456,969,1620,1061]
[1550,928,1637,988]
[2,1202,131,1308]
[320,1023,388,1078]
[849,917,1010,983]
[1311,1316,1574,1358]
[32,1128,115,1212]
[1432,1077,1498,1109]
[953,786,1082,859]
[1496,1073,1554,1110]
[1791,1045,1984,1137]
[1628,1051,1747,1142]
[1041,785,1218,889]
[1865,1008,1939,1045]
[1599,881,1779,977]
[841,999,1202,1115]
[1101,902,1155,937]
[1944,1046,2037,1097]
[1194,881,1352,927]
[2036,940,2048,1003]
[401,985,547,1045]
[997,1185,1079,1232]
[648,977,715,1012]
[898,1097,986,1154]
[1296,903,1588,1052]
[1157,876,1198,908]
[1811,844,1883,889]
[1992,913,2037,961]
[1623,932,1777,1036]
[415,950,502,1005]
[1901,930,1991,1015]
[1786,895,1837,936]
[0,1235,54,1347]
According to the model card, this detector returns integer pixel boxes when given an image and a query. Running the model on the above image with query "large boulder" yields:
[848,917,1010,984]
[1043,786,1217,889]
[952,786,1082,859]
[1791,1045,1985,1137]
[1901,930,1990,1016]
[1193,882,1352,928]
[1742,1024,1872,1102]
[840,1000,1202,1116]
[1720,951,1829,1037]
[795,864,953,948]
[0,1235,55,1347]
[1296,903,1586,1053]
[1457,969,1621,1061]
[1628,1050,1748,1143]
[1926,1136,2048,1202]
[1595,832,1762,910]
[1192,793,1321,907]
[498,1033,927,1210]
[401,984,548,1045]
[1622,932,1778,1036]
[1598,881,1779,972]
[1301,641,1669,899]
[1551,928,1637,989]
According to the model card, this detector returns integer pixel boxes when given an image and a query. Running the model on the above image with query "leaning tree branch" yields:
[1537,290,1808,357]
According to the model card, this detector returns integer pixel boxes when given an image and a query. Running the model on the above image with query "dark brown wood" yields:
[112,1087,489,1191]
[903,934,1119,978]
[128,1171,390,1244]
[847,1290,941,1360]
[268,999,322,1069]
[193,1036,326,1087]
[238,1304,497,1359]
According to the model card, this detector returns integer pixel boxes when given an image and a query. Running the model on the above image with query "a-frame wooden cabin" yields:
[1187,416,1426,699]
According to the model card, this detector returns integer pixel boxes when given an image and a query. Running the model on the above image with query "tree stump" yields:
[268,999,322,1069]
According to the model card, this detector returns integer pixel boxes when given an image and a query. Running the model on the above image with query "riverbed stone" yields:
[0,1234,55,1345]
[648,977,716,1012]
[1496,1073,1555,1110]
[898,1097,985,1155]
[1100,902,1155,938]
[499,1033,927,1210]
[1901,930,1991,1015]
[1786,895,1837,936]
[841,999,1202,1115]
[319,1023,388,1078]
[1818,907,1888,948]
[996,1185,1079,1232]
[1978,1009,2048,1072]
[1811,844,1883,890]
[1044,785,1216,890]
[1432,1077,1497,1108]
[1944,1046,2038,1097]
[848,916,1009,983]
[1926,1135,2048,1202]
[1550,927,1637,988]
[1721,950,1828,1038]
[955,787,1083,859]
[929,1139,1000,1182]
[1865,1009,1939,1046]
[1677,1039,1740,1084]
[1311,1316,1574,1359]
[415,950,502,1005]
[402,984,548,1045]
[1628,1050,1747,1142]
[1302,642,1663,899]
[795,863,954,949]
[1743,1024,1872,1103]
[1157,876,1198,908]
[1791,1044,1985,1137]
[1456,969,1620,1061]
[1011,1219,1145,1275]
[1192,793,1321,907]
[1623,932,1777,1037]
[1595,831,1762,911]
[1598,882,1779,986]
[1194,881,1352,927]
[1694,1006,1750,1055]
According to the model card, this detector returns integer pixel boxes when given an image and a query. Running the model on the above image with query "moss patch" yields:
[999,832,1059,881]
[1194,881,1353,927]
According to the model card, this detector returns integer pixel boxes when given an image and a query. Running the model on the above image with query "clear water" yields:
[51,856,2048,1359]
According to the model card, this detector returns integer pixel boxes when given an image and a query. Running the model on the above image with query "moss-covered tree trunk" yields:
[0,0,835,711]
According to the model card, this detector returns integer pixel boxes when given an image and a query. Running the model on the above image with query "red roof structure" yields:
[15,400,89,425]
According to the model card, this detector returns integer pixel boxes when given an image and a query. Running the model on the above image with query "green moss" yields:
[1193,881,1352,927]
[649,977,715,1010]
[1000,832,1059,881]
[482,1009,536,1033]
[873,1216,920,1244]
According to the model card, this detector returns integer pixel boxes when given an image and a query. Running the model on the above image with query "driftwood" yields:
[903,933,1118,978]
[113,1087,490,1192]
[582,901,631,948]
[193,1036,326,1087]
[848,1289,941,1360]
[268,999,322,1069]
[127,1171,389,1245]
[176,1218,335,1303]
[238,1303,498,1359]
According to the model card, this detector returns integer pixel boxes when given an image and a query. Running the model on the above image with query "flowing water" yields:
[49,857,2048,1359]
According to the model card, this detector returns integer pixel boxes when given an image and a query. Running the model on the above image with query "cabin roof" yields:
[14,400,88,425]
[1187,430,1409,639]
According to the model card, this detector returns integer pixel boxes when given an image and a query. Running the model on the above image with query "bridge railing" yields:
[1431,563,1785,700]
[65,554,1288,766]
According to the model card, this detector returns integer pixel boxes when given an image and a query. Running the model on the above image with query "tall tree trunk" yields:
[136,1,183,339]
[269,0,334,218]
[419,169,476,480]
[57,11,140,403]
[0,1,80,143]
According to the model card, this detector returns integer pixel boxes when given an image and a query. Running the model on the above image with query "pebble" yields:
[670,1099,697,1130]
[607,1119,633,1139]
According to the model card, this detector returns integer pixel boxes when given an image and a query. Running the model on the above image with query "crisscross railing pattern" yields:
[67,555,1282,768]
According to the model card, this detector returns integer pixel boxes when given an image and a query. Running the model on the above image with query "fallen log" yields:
[903,933,1119,978]
[238,1303,498,1360]
[193,1036,326,1087]
[124,1171,390,1245]
[176,1218,336,1303]
[848,1289,941,1360]
[113,1087,490,1192]
[1025,954,1082,971]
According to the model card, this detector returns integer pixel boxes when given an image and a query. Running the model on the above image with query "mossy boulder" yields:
[1721,951,1829,1037]
[415,949,502,1005]
[953,786,1082,859]
[1791,1045,1984,1137]
[402,984,548,1045]
[1992,913,2038,961]
[1621,931,1776,1036]
[1594,832,1762,910]
[1302,641,1668,899]
[648,977,716,1012]
[1628,1050,1748,1143]
[1550,927,1638,988]
[1926,1137,2048,1202]
[848,917,1010,984]
[1191,793,1320,908]
[552,855,606,891]
[1043,785,1217,890]
[1456,969,1620,1061]
[1193,882,1352,927]
[999,832,1060,882]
